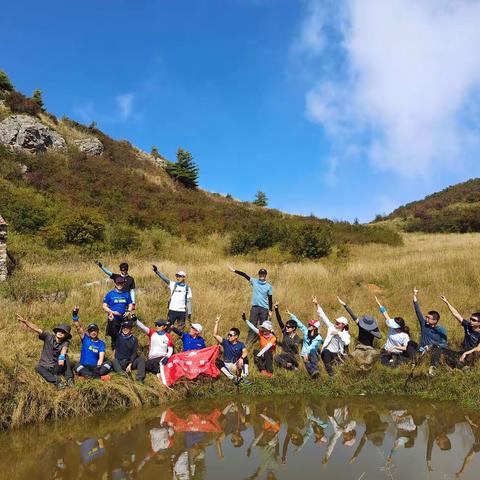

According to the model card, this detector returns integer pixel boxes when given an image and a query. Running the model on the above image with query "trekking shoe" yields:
[233,376,243,385]
[311,371,320,379]
[241,378,253,385]
[428,366,436,377]
[260,370,269,376]
[56,381,66,390]
[100,375,112,381]
[265,371,273,378]
[66,378,75,387]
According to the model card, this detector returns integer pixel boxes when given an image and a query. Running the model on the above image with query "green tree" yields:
[0,70,13,91]
[289,224,332,259]
[151,146,160,158]
[166,147,199,188]
[32,89,44,110]
[253,191,268,207]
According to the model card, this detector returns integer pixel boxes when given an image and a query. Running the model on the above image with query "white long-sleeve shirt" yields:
[317,306,351,354]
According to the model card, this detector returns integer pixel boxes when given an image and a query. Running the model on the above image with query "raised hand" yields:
[152,264,158,272]
[337,296,346,306]
[94,260,102,267]
[440,295,448,303]
[374,296,382,307]
[413,287,418,296]
[273,302,279,309]
[16,313,27,324]
[228,266,235,272]
[312,296,318,305]
[215,315,221,323]
[241,312,247,322]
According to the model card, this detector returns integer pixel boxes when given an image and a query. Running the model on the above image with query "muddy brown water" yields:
[1,395,479,479]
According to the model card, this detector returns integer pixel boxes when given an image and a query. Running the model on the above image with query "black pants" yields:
[112,357,146,380]
[254,348,274,373]
[275,352,299,370]
[145,357,166,374]
[247,306,269,345]
[168,310,187,330]
[321,349,341,376]
[380,341,418,366]
[76,362,112,378]
[36,357,73,385]
[106,317,122,349]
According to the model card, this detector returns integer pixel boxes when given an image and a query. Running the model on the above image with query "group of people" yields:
[17,261,480,389]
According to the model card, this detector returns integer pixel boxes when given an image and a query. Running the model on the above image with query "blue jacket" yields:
[414,301,448,348]
[289,314,323,356]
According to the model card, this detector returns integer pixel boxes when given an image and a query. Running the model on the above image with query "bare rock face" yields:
[73,137,104,156]
[135,148,166,168]
[0,114,66,152]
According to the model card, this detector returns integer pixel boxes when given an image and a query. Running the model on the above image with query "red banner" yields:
[159,345,221,387]
[163,409,223,433]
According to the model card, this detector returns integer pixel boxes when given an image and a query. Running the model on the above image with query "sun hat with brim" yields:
[176,271,186,277]
[386,318,401,329]
[358,315,379,331]
[335,316,349,326]
[53,323,72,340]
[191,323,203,334]
[260,320,273,332]
[308,319,320,329]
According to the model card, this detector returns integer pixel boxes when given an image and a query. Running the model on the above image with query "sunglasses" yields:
[470,318,480,323]
[227,333,237,337]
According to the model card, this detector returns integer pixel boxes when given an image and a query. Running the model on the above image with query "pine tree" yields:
[0,70,13,92]
[166,147,199,189]
[253,190,268,207]
[32,89,44,110]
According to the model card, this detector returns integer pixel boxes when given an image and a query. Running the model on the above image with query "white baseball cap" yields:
[335,316,349,326]
[260,320,273,332]
[176,271,187,277]
[191,323,203,333]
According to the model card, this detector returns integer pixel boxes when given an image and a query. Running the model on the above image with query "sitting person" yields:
[440,296,480,368]
[111,320,146,383]
[72,307,112,380]
[314,297,351,376]
[213,315,250,384]
[168,321,206,351]
[134,315,174,375]
[243,313,277,377]
[273,303,302,370]
[287,307,324,379]
[16,313,74,389]
[337,296,382,370]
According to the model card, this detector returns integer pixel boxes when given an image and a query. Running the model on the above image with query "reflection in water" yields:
[5,396,480,479]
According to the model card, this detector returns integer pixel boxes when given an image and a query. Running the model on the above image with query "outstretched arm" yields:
[375,296,393,321]
[95,260,113,277]
[134,316,150,334]
[229,266,250,281]
[71,306,85,339]
[413,288,425,327]
[152,265,170,285]
[274,303,285,330]
[337,297,358,323]
[243,312,259,335]
[213,315,223,343]
[16,314,43,334]
[440,296,463,324]
[287,310,308,337]
[313,296,333,328]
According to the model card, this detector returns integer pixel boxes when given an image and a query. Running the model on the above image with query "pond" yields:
[2,395,479,479]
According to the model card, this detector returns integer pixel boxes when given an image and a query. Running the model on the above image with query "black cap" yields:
[258,268,267,275]
[53,323,72,340]
[121,320,133,328]
[155,319,168,327]
[114,276,126,285]
[119,262,129,271]
[87,323,99,332]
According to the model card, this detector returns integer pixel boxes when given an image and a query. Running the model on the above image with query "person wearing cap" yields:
[412,288,448,375]
[337,297,382,370]
[375,297,415,366]
[151,266,192,330]
[168,321,206,352]
[273,303,302,370]
[213,315,250,384]
[286,308,324,378]
[111,320,146,383]
[134,315,174,374]
[16,313,74,389]
[95,260,136,306]
[313,296,351,376]
[242,313,277,377]
[72,307,112,379]
[102,276,133,349]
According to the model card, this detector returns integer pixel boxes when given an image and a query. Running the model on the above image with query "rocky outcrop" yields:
[0,114,66,152]
[73,137,104,156]
[135,148,166,168]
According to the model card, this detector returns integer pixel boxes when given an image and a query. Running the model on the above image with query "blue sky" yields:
[3,0,480,222]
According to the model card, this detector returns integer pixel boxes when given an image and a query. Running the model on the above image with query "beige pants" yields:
[350,344,380,370]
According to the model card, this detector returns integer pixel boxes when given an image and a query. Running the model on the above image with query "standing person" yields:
[243,313,277,377]
[168,322,206,352]
[229,266,273,345]
[413,288,448,375]
[152,265,192,330]
[440,296,480,368]
[72,307,112,380]
[111,320,146,383]
[375,296,415,366]
[273,303,302,371]
[213,315,250,384]
[16,313,74,389]
[95,260,136,307]
[337,297,382,370]
[314,297,351,376]
[134,316,174,375]
[102,276,133,349]
[287,308,324,379]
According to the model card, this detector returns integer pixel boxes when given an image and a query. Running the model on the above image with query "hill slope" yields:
[383,178,480,233]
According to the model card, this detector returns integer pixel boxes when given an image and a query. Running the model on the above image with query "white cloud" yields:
[116,93,135,121]
[298,0,480,176]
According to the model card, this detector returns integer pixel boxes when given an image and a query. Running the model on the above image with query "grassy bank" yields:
[2,232,480,429]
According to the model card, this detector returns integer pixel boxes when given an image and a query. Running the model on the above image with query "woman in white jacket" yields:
[313,297,351,376]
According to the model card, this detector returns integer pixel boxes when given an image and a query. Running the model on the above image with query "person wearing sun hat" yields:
[313,296,351,376]
[286,307,324,378]
[337,297,382,370]
[151,266,192,330]
[168,321,206,352]
[16,313,74,389]
[243,314,277,376]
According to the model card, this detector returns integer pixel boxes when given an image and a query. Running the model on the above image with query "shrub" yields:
[0,70,13,92]
[288,224,333,259]
[39,224,66,249]
[32,89,44,110]
[61,212,105,245]
[109,225,141,252]
[5,91,41,116]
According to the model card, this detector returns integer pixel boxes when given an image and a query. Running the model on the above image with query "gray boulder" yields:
[73,137,104,156]
[0,114,66,152]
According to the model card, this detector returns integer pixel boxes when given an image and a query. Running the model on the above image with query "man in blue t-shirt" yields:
[168,322,206,351]
[72,307,112,379]
[213,315,250,384]
[229,266,273,345]
[102,276,133,349]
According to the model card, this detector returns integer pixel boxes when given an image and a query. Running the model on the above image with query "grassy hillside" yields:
[381,178,480,233]
[2,233,480,429]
